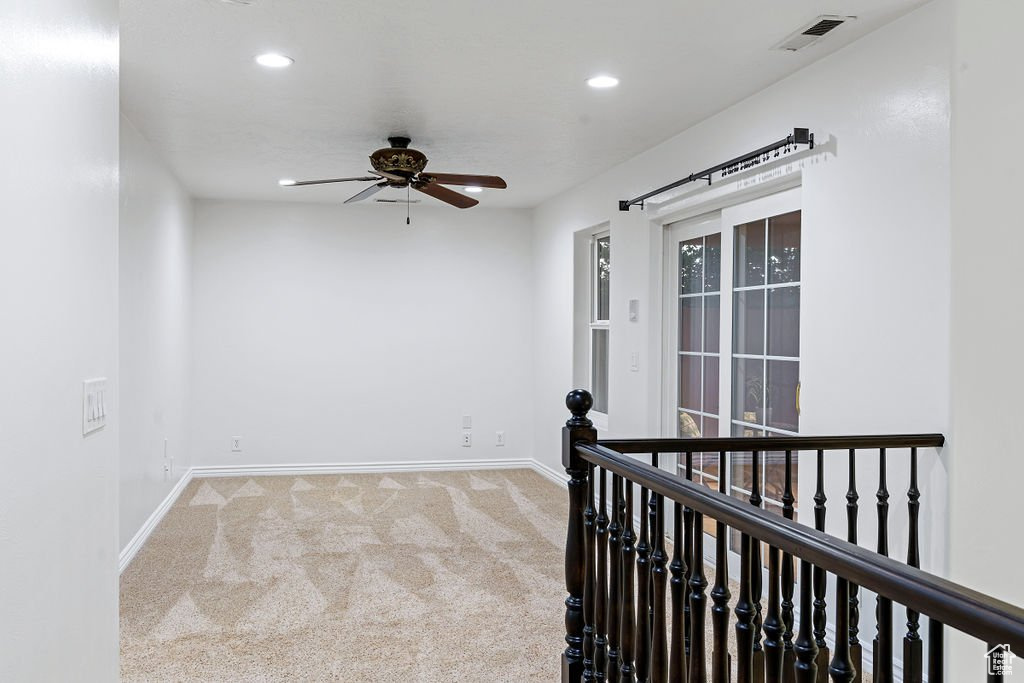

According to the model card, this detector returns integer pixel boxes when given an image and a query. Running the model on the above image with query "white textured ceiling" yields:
[121,0,927,209]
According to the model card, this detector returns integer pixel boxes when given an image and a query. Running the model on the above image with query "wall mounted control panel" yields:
[83,377,108,436]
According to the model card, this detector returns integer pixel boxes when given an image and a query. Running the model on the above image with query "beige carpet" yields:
[121,469,868,682]
[120,469,567,682]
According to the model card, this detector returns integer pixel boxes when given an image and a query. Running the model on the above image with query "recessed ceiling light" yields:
[464,186,483,193]
[256,53,293,68]
[587,75,619,89]
[278,178,296,186]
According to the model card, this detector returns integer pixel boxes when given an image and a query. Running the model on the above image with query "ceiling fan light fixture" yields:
[255,53,294,68]
[587,74,619,89]
[278,178,297,186]
[284,136,504,211]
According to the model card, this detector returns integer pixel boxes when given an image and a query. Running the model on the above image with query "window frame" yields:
[589,231,610,427]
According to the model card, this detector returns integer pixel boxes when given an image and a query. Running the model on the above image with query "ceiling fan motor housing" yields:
[370,136,428,179]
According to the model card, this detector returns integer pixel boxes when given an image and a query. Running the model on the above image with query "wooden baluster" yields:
[620,481,638,683]
[563,390,596,682]
[903,448,923,683]
[688,507,708,683]
[669,484,687,683]
[873,448,893,683]
[812,450,829,682]
[751,450,765,682]
[736,529,756,683]
[584,462,598,681]
[649,454,659,639]
[608,474,624,683]
[596,469,609,681]
[683,452,694,661]
[781,451,796,682]
[711,451,732,683]
[928,619,943,683]
[636,484,652,683]
[793,559,819,683]
[763,543,784,683]
[988,642,1005,683]
[651,490,669,683]
[828,578,855,683]
[846,449,862,682]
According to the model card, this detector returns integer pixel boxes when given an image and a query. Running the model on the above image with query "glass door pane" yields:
[729,208,801,552]
[730,212,801,439]
[672,231,724,540]
[675,234,721,439]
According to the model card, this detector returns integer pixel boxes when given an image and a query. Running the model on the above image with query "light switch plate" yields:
[628,299,639,322]
[83,377,108,436]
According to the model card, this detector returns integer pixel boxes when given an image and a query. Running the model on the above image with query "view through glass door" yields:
[664,188,802,547]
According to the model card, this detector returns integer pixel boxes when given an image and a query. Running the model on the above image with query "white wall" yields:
[533,0,950,540]
[190,200,534,467]
[531,0,952,637]
[948,0,1024,678]
[119,116,193,550]
[0,1,120,680]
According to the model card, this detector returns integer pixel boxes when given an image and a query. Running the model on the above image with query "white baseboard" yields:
[119,457,564,574]
[189,457,537,479]
[118,469,195,574]
[531,460,568,488]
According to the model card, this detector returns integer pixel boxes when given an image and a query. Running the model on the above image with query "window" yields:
[590,233,610,416]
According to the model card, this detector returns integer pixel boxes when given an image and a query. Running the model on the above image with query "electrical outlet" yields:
[496,431,505,447]
[231,436,242,452]
[461,431,472,447]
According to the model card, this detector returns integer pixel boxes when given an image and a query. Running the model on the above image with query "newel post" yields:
[563,389,598,683]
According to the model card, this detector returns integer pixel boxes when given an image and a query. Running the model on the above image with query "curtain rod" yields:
[618,128,814,211]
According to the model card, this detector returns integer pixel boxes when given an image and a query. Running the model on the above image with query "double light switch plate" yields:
[83,377,108,436]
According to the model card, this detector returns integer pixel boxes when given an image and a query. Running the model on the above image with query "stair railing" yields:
[559,389,1024,683]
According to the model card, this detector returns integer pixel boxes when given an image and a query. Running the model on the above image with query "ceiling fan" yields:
[280,136,507,209]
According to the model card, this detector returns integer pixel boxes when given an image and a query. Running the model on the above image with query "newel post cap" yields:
[565,389,594,428]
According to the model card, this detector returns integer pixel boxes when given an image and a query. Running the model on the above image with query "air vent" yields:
[774,15,851,51]
[803,18,844,36]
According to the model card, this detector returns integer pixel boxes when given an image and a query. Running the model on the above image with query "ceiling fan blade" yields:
[422,173,507,189]
[285,176,379,187]
[344,182,387,204]
[369,169,405,182]
[414,181,479,209]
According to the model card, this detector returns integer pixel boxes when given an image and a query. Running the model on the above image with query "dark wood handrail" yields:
[597,434,944,454]
[575,440,1024,653]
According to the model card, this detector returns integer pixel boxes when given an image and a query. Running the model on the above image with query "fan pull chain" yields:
[407,184,411,225]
